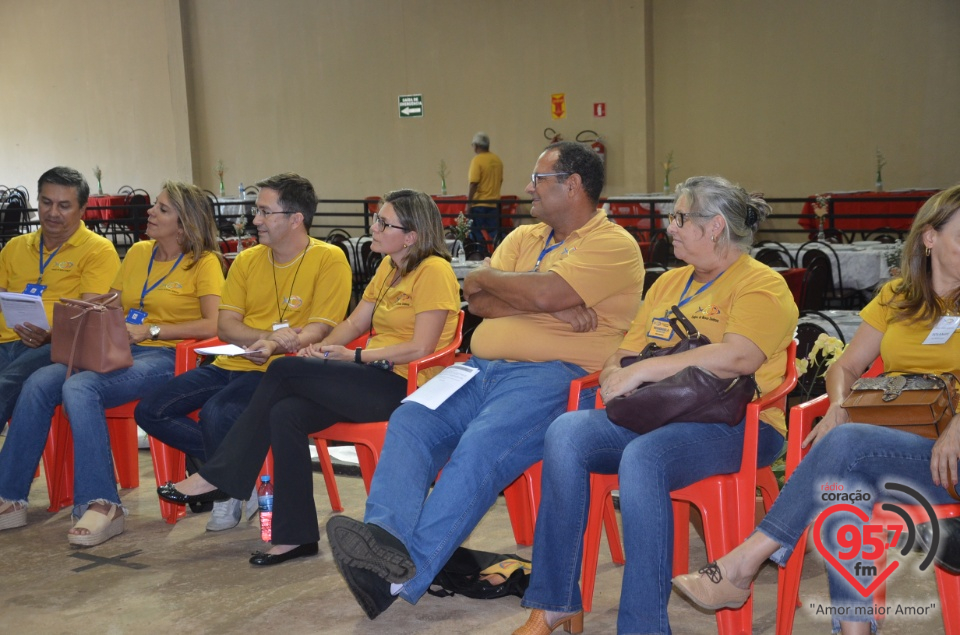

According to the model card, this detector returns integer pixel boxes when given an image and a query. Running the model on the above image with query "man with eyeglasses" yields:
[467,132,504,250]
[0,166,120,433]
[136,173,351,529]
[326,141,644,619]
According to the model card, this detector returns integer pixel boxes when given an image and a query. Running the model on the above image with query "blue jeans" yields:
[522,408,784,635]
[134,365,264,461]
[755,423,957,632]
[0,345,175,515]
[364,357,591,604]
[468,206,498,245]
[0,341,53,425]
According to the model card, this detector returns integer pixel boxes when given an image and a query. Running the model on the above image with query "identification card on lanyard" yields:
[126,309,148,325]
[922,316,960,345]
[23,283,46,296]
[272,322,290,331]
[648,318,674,341]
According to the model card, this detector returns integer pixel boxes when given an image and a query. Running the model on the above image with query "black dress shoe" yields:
[917,517,960,574]
[326,516,416,583]
[249,542,319,566]
[334,557,397,619]
[157,482,230,505]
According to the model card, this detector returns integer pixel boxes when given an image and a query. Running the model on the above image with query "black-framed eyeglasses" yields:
[668,211,706,228]
[254,208,297,217]
[372,213,408,232]
[530,172,572,187]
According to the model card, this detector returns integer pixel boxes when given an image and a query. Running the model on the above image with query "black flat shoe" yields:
[249,542,320,566]
[917,517,960,573]
[157,482,230,505]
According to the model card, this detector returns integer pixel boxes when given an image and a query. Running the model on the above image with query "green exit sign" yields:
[398,94,423,118]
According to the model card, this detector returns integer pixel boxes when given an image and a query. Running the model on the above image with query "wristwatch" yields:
[354,347,363,363]
[149,325,161,341]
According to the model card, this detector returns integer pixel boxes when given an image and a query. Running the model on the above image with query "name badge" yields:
[922,315,960,345]
[23,283,46,296]
[648,317,675,341]
[126,309,148,325]
[272,322,290,331]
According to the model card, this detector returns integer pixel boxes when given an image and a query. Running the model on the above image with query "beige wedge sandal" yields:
[68,504,124,547]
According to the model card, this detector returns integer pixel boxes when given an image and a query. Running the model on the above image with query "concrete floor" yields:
[0,443,948,634]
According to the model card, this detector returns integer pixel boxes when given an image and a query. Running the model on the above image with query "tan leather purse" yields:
[51,293,134,378]
[840,373,960,440]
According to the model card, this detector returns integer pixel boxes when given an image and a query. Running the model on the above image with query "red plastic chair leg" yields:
[107,418,140,489]
[148,437,187,524]
[580,473,619,613]
[503,462,542,546]
[673,501,691,576]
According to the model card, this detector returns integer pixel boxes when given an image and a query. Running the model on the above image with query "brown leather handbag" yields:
[840,373,960,441]
[605,305,759,435]
[51,293,134,378]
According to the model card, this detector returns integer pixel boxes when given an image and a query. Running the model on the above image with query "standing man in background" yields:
[467,132,503,250]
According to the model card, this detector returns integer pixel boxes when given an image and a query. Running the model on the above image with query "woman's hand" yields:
[298,342,325,358]
[318,344,353,362]
[931,414,960,492]
[126,323,149,344]
[600,364,646,402]
[801,402,850,448]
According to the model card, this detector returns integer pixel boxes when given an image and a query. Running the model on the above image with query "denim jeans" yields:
[0,345,175,515]
[755,423,957,632]
[364,357,591,604]
[468,205,498,245]
[521,408,784,635]
[0,341,53,425]
[134,365,264,460]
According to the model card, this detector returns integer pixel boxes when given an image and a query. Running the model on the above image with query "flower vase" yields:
[875,179,884,192]
[816,217,826,242]
[219,181,226,197]
[663,179,670,195]
[456,251,466,265]
[97,180,103,196]
[441,179,447,196]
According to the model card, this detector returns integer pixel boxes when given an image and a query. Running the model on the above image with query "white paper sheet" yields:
[194,343,266,356]
[401,364,479,410]
[0,292,49,330]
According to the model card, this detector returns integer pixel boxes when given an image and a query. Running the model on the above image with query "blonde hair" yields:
[161,181,224,271]
[381,189,451,277]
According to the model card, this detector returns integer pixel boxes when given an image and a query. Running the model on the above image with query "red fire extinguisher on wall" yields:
[576,130,606,165]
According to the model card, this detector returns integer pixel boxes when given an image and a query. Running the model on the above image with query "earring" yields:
[711,235,717,243]
[926,246,932,257]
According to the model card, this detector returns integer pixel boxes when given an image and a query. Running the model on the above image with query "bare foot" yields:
[173,473,216,496]
[68,502,122,536]
[266,544,301,556]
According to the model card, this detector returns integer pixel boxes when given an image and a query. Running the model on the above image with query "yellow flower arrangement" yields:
[795,333,845,400]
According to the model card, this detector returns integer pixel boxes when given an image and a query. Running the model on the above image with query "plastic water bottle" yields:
[258,475,274,542]
[238,182,245,200]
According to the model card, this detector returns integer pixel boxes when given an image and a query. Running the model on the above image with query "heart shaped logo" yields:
[813,503,899,597]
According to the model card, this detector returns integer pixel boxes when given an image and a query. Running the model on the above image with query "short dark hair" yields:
[545,141,605,204]
[255,173,318,228]
[37,167,90,208]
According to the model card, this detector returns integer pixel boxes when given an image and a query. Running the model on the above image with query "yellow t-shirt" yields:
[471,211,644,372]
[860,280,960,376]
[112,240,225,347]
[0,226,120,343]
[361,255,460,384]
[468,151,504,207]
[215,239,352,372]
[621,253,798,435]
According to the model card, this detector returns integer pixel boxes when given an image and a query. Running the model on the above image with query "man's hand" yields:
[461,258,492,298]
[266,326,302,353]
[14,322,51,348]
[801,402,850,448]
[551,305,598,333]
[242,339,279,366]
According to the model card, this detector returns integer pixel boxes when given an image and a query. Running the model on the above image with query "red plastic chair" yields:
[43,339,205,517]
[574,342,797,625]
[310,311,465,511]
[776,358,960,634]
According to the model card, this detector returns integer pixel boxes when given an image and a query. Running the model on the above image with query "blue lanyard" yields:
[671,269,726,315]
[139,247,185,311]
[38,235,63,284]
[533,230,564,272]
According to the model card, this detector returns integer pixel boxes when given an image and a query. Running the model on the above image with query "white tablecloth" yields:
[799,310,863,343]
[752,242,899,291]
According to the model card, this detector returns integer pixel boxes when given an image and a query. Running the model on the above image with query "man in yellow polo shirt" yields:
[327,141,645,619]
[0,167,119,428]
[135,173,351,530]
[467,132,503,250]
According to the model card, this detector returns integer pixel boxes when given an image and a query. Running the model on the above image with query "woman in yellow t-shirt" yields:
[0,182,223,546]
[517,176,798,635]
[675,185,960,635]
[159,189,460,566]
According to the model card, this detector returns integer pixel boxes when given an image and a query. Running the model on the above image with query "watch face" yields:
[150,326,161,338]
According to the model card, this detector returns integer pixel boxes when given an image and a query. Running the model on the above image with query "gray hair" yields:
[675,175,770,253]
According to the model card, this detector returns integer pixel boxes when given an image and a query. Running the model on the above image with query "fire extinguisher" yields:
[576,130,606,165]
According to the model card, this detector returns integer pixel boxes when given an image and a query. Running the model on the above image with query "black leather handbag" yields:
[605,305,758,435]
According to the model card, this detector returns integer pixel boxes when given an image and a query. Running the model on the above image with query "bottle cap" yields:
[261,475,270,482]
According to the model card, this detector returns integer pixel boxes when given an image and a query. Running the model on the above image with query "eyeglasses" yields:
[668,211,706,228]
[254,208,297,217]
[372,213,408,232]
[530,172,572,187]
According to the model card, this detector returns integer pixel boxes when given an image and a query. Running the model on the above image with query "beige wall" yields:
[2,0,957,228]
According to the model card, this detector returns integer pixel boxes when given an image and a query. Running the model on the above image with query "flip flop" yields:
[68,504,124,547]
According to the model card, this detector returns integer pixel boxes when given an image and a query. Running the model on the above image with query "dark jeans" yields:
[199,356,407,544]
[0,341,52,425]
[134,365,265,460]
[468,205,499,246]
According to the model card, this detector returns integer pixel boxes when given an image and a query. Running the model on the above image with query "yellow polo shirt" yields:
[361,255,460,384]
[468,152,504,207]
[215,239,352,372]
[471,211,644,372]
[0,225,119,343]
[622,253,798,434]
[112,240,225,347]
